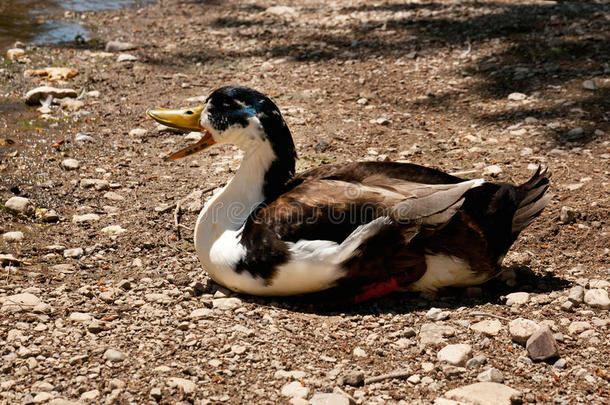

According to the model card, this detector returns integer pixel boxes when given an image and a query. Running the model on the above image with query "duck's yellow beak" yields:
[146,105,216,161]
[146,105,205,131]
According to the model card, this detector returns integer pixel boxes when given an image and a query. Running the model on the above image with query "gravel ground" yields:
[1,0,609,404]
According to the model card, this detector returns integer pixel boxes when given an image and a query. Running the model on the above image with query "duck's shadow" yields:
[235,266,571,316]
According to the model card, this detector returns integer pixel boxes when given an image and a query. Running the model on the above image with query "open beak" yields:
[146,105,216,161]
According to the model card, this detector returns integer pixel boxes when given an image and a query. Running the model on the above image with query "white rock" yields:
[582,80,596,90]
[584,289,610,310]
[280,381,309,399]
[407,374,421,384]
[509,318,538,345]
[483,165,502,176]
[419,323,456,345]
[69,312,92,322]
[80,179,109,190]
[32,392,53,403]
[63,247,84,258]
[104,349,126,363]
[85,90,100,98]
[566,127,584,138]
[80,390,99,401]
[72,213,100,223]
[274,370,307,380]
[61,99,84,111]
[117,53,137,62]
[442,382,521,405]
[470,319,502,336]
[568,321,592,335]
[506,292,530,306]
[75,134,94,143]
[477,368,503,383]
[2,231,24,242]
[568,286,584,303]
[437,344,472,367]
[1,293,42,313]
[101,225,126,236]
[105,41,136,52]
[426,307,450,321]
[25,86,77,105]
[5,196,34,215]
[310,393,351,405]
[189,308,212,320]
[266,6,298,18]
[129,128,147,137]
[61,158,80,170]
[185,132,202,141]
[507,92,526,101]
[212,297,242,310]
[353,347,367,357]
[103,191,124,201]
[167,377,196,394]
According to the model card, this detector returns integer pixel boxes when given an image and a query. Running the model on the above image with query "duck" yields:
[147,85,551,302]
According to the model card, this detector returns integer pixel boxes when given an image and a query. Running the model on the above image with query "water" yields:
[0,0,152,50]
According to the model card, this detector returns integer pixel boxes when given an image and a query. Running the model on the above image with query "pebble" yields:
[477,368,503,383]
[212,297,242,310]
[342,370,365,387]
[265,6,298,18]
[189,308,212,320]
[150,387,162,401]
[63,248,84,258]
[437,344,472,367]
[566,127,584,139]
[275,370,307,380]
[507,92,526,101]
[104,349,126,363]
[560,206,578,223]
[231,345,247,354]
[105,40,136,52]
[117,53,138,62]
[1,293,42,313]
[2,231,24,242]
[470,320,502,336]
[568,321,591,335]
[74,133,94,143]
[509,318,538,345]
[506,292,530,306]
[526,326,558,361]
[33,392,53,403]
[426,307,450,321]
[5,196,34,215]
[289,398,309,405]
[583,289,610,309]
[483,165,502,176]
[553,358,567,369]
[441,382,522,405]
[167,377,196,394]
[61,99,84,111]
[104,191,125,202]
[310,393,351,405]
[353,347,367,357]
[280,381,309,399]
[419,323,456,345]
[69,312,92,322]
[61,158,80,170]
[72,213,100,223]
[25,86,77,105]
[81,179,110,190]
[582,80,596,90]
[85,90,100,98]
[38,209,59,222]
[568,285,585,303]
[80,390,99,401]
[129,128,148,137]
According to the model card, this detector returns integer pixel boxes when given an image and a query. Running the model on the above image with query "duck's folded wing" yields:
[255,176,484,243]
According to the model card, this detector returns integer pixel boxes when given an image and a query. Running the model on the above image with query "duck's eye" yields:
[185,110,194,115]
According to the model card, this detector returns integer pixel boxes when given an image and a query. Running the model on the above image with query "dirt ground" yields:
[1,0,609,404]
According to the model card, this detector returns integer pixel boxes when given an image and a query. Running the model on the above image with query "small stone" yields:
[2,231,24,242]
[260,61,274,71]
[85,90,100,98]
[507,92,526,101]
[582,80,596,90]
[568,285,585,303]
[74,133,94,143]
[343,371,365,387]
[117,279,131,290]
[560,206,578,223]
[80,389,99,401]
[437,344,472,367]
[526,326,558,361]
[72,213,100,223]
[568,321,591,335]
[477,368,503,383]
[33,392,53,403]
[5,196,34,215]
[167,377,196,394]
[561,301,574,312]
[483,165,502,176]
[185,132,202,141]
[1,293,41,313]
[69,312,92,322]
[104,349,126,363]
[189,308,212,320]
[63,247,84,258]
[40,209,59,222]
[61,158,80,170]
[566,127,584,139]
[105,40,136,52]
[357,98,368,105]
[103,191,125,201]
[353,347,367,357]
[509,318,539,345]
[310,393,351,405]
[442,365,467,378]
[506,292,530,306]
[442,382,522,405]
[212,297,242,310]
[265,6,298,18]
[61,99,84,111]
[7,48,25,60]
[426,307,450,321]
[208,359,221,367]
[231,345,247,354]
[25,86,77,105]
[280,381,309,399]
[150,387,162,401]
[584,289,610,309]
[553,358,567,369]
[289,398,309,405]
[101,225,126,235]
[129,128,147,137]
[419,323,456,345]
[470,320,502,336]
[407,374,421,384]
[117,53,137,62]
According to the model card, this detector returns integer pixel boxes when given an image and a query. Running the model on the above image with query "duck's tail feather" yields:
[511,166,552,234]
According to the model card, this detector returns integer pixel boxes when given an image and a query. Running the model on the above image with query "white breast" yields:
[408,254,488,292]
